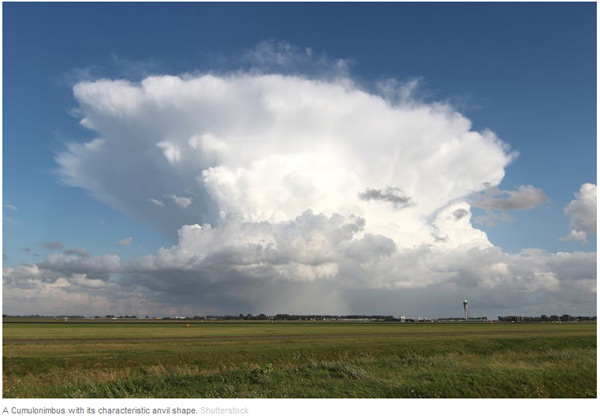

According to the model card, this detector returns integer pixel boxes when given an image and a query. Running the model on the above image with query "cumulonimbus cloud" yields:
[56,72,515,247]
[3,55,594,316]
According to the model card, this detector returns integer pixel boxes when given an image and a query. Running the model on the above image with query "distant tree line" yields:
[497,314,596,323]
[3,313,597,322]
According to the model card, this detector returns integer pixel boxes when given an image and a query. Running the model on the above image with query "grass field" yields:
[2,320,596,398]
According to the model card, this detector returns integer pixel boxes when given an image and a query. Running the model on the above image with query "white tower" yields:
[463,300,469,321]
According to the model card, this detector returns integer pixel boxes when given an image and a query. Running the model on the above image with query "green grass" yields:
[2,321,596,398]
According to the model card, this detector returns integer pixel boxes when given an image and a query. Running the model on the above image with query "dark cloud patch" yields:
[344,234,396,262]
[472,185,548,212]
[453,208,469,220]
[358,187,412,209]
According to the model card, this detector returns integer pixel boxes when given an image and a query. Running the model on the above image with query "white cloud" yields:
[157,141,181,164]
[41,252,121,276]
[432,203,490,249]
[117,236,133,247]
[2,263,168,317]
[171,195,193,209]
[562,183,597,242]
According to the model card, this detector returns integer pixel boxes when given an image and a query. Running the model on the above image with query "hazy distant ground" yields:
[2,320,596,398]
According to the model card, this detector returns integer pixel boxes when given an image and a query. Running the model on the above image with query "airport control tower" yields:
[463,300,469,321]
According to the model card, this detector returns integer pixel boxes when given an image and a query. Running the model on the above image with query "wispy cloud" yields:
[149,198,165,207]
[3,204,18,211]
[117,237,133,247]
[241,40,352,79]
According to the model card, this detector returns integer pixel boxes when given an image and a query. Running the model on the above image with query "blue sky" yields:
[2,2,596,317]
